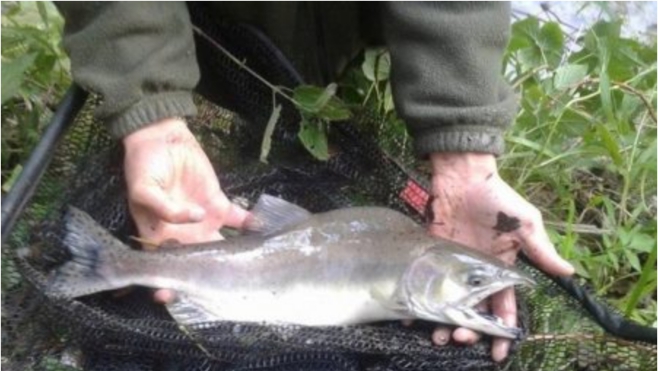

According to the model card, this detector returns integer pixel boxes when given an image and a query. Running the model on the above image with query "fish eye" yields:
[466,269,489,287]
[468,275,484,286]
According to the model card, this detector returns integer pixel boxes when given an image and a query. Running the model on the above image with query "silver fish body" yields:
[48,195,534,338]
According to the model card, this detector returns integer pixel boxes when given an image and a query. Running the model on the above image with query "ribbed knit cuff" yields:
[413,125,505,157]
[106,92,197,138]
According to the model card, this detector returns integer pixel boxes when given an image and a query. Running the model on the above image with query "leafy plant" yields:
[502,12,656,324]
[1,2,70,190]
[192,25,352,162]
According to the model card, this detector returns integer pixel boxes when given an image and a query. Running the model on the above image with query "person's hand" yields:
[427,152,574,362]
[123,117,249,301]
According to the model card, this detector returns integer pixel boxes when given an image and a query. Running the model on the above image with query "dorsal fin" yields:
[244,194,312,236]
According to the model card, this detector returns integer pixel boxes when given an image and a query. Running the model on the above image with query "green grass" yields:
[499,15,657,326]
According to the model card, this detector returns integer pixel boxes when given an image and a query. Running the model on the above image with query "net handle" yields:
[519,253,657,344]
[1,84,88,245]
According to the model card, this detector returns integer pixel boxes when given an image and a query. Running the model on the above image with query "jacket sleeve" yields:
[55,2,199,138]
[383,2,517,157]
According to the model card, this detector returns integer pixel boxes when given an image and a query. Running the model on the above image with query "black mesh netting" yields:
[2,8,656,371]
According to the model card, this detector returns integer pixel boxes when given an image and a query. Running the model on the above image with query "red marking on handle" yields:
[399,180,430,216]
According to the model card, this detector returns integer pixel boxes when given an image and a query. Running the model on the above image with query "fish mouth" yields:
[442,305,522,339]
[437,269,533,338]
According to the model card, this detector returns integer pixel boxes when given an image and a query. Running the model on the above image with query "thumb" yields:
[209,195,250,229]
[520,224,574,276]
[131,186,205,224]
[224,203,251,229]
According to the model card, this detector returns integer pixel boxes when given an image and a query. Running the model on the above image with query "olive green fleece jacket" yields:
[54,2,516,157]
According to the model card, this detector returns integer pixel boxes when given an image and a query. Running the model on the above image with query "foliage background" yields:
[1,2,656,326]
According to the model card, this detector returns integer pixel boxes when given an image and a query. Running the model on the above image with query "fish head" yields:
[400,244,535,338]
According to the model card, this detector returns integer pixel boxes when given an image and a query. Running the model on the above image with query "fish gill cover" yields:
[2,5,656,371]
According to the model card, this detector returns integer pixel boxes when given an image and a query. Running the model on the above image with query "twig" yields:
[191,25,297,107]
[511,64,550,90]
[542,5,568,28]
[512,9,578,30]
[511,9,577,43]
[543,221,611,235]
[583,77,658,124]
[615,81,658,124]
[528,73,657,126]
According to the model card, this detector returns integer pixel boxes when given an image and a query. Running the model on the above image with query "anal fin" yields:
[166,293,223,325]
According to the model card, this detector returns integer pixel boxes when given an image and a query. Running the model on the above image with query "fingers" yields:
[519,222,574,276]
[132,184,251,231]
[432,300,485,347]
[211,195,250,229]
[431,327,451,346]
[452,327,480,345]
[490,288,516,362]
[132,186,205,224]
[154,289,177,304]
[451,300,485,345]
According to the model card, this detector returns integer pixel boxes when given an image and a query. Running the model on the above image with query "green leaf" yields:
[7,3,22,17]
[572,260,590,279]
[319,99,351,121]
[625,242,657,316]
[593,34,617,124]
[294,84,336,112]
[619,94,642,121]
[554,64,588,90]
[294,85,330,113]
[538,22,563,49]
[383,81,394,114]
[36,1,49,29]
[293,84,351,121]
[298,116,329,161]
[1,53,37,105]
[508,18,536,53]
[538,22,564,67]
[511,18,540,49]
[362,48,390,82]
[628,233,655,253]
[259,103,282,164]
[1,165,23,192]
[624,249,642,272]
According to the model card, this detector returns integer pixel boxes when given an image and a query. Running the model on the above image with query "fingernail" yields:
[189,207,205,222]
[561,259,575,275]
[432,329,450,346]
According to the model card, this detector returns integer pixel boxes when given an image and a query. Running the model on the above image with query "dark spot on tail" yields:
[493,212,520,233]
[486,172,494,180]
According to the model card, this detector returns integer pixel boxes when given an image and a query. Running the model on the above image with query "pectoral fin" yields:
[370,287,411,318]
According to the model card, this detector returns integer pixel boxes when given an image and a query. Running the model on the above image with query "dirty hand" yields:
[427,152,574,362]
[123,117,249,302]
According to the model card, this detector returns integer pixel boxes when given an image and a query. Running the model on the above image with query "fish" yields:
[47,194,535,339]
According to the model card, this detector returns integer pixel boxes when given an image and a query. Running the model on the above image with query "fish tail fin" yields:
[48,207,133,298]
